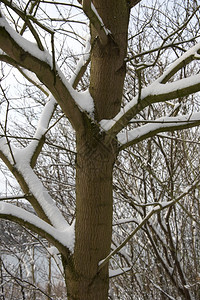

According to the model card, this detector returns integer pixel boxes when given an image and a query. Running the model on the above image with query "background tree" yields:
[0,0,200,299]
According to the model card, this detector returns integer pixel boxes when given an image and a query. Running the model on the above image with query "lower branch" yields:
[0,202,73,257]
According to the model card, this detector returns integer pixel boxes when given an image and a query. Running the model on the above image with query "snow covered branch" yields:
[28,95,57,167]
[0,0,44,51]
[0,139,68,228]
[69,34,91,88]
[109,267,131,278]
[118,113,200,150]
[0,135,75,254]
[0,95,71,230]
[0,12,94,130]
[102,42,200,140]
[0,202,74,256]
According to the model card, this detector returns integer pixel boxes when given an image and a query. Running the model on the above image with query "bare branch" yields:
[1,258,54,300]
[69,35,91,88]
[0,194,27,201]
[99,179,199,270]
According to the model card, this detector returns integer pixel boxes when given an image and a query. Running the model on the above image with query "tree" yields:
[0,0,200,299]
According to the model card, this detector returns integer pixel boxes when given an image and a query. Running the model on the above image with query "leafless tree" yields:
[0,0,200,299]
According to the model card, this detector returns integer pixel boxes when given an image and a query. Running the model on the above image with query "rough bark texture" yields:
[64,131,117,299]
[90,0,130,121]
[63,1,130,299]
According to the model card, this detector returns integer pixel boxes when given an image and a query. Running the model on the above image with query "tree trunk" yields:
[64,129,117,299]
[90,0,130,121]
[63,1,130,298]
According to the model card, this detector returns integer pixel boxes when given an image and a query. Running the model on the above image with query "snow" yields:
[0,47,77,250]
[0,137,69,231]
[158,42,200,83]
[0,90,75,252]
[100,72,200,133]
[152,74,200,96]
[9,94,56,163]
[0,16,53,67]
[100,96,139,131]
[47,246,59,256]
[149,280,176,300]
[72,89,94,114]
[100,119,116,131]
[0,202,75,252]
[0,49,5,55]
[109,267,131,278]
[117,112,200,146]
[35,96,55,131]
[0,92,73,233]
[113,217,138,226]
[100,42,200,134]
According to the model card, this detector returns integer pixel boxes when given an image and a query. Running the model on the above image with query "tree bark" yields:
[63,1,130,298]
[64,128,118,299]
[90,0,130,121]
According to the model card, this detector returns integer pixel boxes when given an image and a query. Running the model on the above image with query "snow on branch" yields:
[158,42,200,84]
[0,12,94,128]
[101,42,200,138]
[0,0,44,51]
[0,136,69,230]
[27,95,56,166]
[148,278,176,300]
[118,112,200,149]
[0,202,75,254]
[0,13,48,62]
[0,96,70,230]
[109,267,131,278]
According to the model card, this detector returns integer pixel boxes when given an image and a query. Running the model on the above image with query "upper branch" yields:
[0,13,90,131]
[102,42,200,140]
[118,113,200,150]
